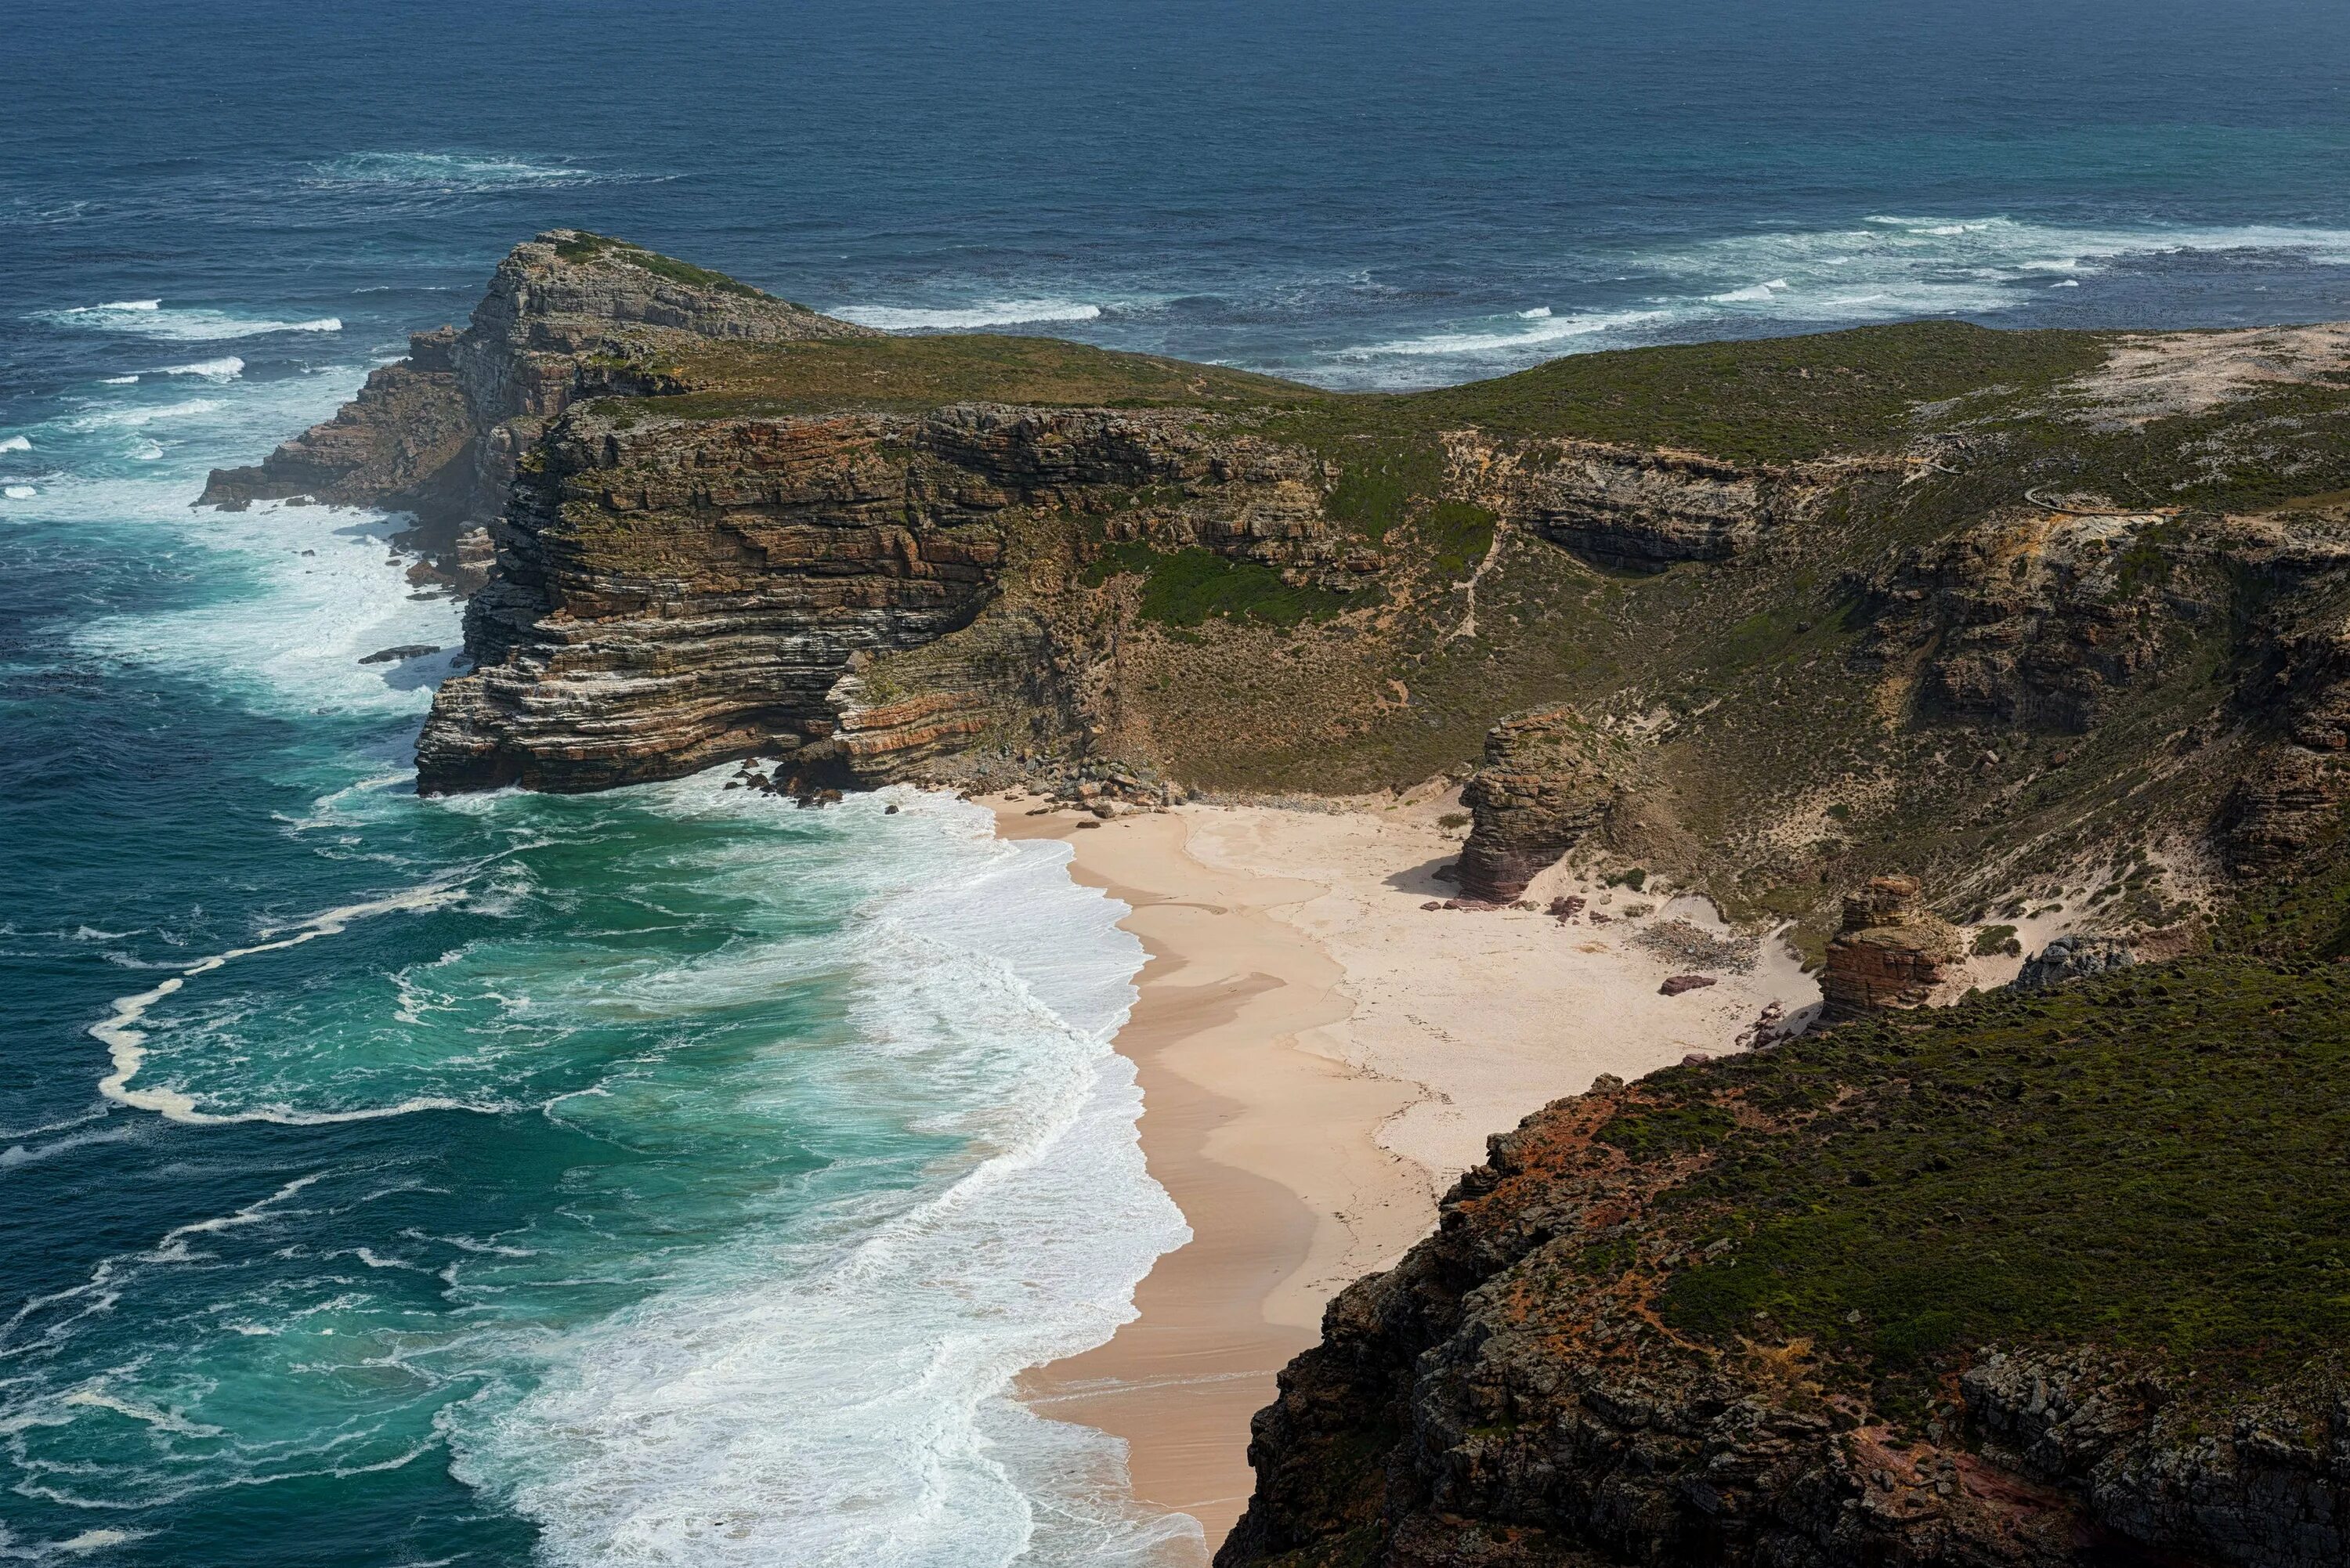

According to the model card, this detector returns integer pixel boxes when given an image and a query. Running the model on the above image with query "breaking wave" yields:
[34,302,342,341]
[833,298,1107,331]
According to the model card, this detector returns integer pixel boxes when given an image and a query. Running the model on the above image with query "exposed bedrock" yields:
[1853,508,2207,735]
[1447,435,1877,569]
[200,229,873,548]
[1455,705,1625,901]
[1817,874,1964,1021]
[415,402,1358,794]
[1218,1081,2350,1568]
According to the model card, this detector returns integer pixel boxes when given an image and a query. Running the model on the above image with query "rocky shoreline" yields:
[220,229,2350,1568]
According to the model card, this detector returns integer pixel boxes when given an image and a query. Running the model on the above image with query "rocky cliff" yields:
[201,229,874,559]
[414,397,1366,792]
[211,235,2350,949]
[1220,932,2350,1568]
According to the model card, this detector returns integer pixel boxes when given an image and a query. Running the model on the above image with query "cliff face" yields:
[1220,948,2350,1568]
[415,401,1361,793]
[201,229,874,555]
[1448,437,1867,569]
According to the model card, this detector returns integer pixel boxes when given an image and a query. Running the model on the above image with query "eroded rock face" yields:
[1857,508,2200,734]
[2014,933,2135,992]
[1819,875,1964,1021]
[1455,705,1622,901]
[1448,436,1860,569]
[201,229,873,543]
[1218,1081,2350,1568]
[415,402,1358,794]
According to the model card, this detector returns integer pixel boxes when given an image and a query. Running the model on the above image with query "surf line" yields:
[89,883,473,1125]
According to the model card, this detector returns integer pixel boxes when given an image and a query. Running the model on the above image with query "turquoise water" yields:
[8,0,2350,1559]
[0,371,1184,1564]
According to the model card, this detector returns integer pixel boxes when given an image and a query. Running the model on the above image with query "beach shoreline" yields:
[994,791,1825,1560]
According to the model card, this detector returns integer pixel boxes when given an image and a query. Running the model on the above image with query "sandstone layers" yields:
[414,400,1356,793]
[1817,875,1965,1021]
[1455,706,1623,901]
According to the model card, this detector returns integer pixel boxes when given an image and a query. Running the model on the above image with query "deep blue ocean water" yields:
[4,2,2349,1563]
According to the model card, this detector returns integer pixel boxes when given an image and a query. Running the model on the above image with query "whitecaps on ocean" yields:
[832,298,1108,331]
[1315,213,2350,383]
[6,342,1191,1568]
[32,301,342,342]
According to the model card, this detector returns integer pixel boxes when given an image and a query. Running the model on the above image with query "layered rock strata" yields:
[416,403,1363,793]
[1454,706,1624,901]
[1448,436,1872,569]
[1818,874,1964,1021]
[201,229,873,545]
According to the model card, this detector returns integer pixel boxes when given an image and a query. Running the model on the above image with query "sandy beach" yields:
[998,790,1822,1559]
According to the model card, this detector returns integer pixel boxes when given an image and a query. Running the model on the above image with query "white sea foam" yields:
[446,789,1188,1568]
[0,435,27,452]
[308,151,631,192]
[833,298,1106,331]
[99,375,137,385]
[90,883,475,1123]
[2,486,33,500]
[161,356,244,382]
[1345,305,1668,359]
[1320,215,2350,382]
[34,302,342,341]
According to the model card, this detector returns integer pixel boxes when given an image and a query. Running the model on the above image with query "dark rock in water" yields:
[1658,973,1717,996]
[2014,932,2135,991]
[359,644,443,665]
[884,803,900,815]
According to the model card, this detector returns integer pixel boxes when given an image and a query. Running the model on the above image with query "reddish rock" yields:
[1818,874,1964,1022]
[1658,973,1717,996]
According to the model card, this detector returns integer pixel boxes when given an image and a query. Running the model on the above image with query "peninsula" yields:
[209,232,2350,1568]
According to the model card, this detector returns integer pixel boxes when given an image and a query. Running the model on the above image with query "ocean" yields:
[4,0,2348,1562]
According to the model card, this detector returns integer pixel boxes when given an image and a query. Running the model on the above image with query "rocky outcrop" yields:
[1455,705,1623,901]
[1220,1050,2350,1568]
[1449,437,1861,569]
[415,403,1361,794]
[1818,875,1964,1021]
[2013,932,2135,991]
[201,229,873,546]
[1856,508,2200,734]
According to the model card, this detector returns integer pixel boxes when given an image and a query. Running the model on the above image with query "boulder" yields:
[2015,932,2136,992]
[1819,874,1964,1021]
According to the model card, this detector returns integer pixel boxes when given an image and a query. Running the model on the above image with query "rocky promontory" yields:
[201,229,875,560]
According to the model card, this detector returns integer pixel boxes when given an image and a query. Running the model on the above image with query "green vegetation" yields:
[606,335,1321,421]
[1632,904,2350,1407]
[1971,923,2019,956]
[1262,320,2110,468]
[1084,541,1353,629]
[552,229,777,300]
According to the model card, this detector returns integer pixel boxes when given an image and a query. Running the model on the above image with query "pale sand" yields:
[996,793,1821,1561]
